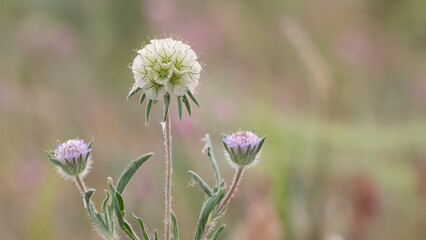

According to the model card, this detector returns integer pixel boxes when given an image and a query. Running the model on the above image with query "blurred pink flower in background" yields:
[213,98,236,123]
[18,15,75,58]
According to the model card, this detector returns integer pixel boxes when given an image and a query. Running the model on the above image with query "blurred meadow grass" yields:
[1,0,426,239]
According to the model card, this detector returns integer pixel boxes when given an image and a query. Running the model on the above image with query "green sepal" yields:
[188,170,213,197]
[46,152,63,167]
[163,94,170,122]
[133,213,150,240]
[187,90,200,107]
[128,87,141,100]
[170,212,180,240]
[139,93,147,106]
[255,136,266,154]
[177,96,183,122]
[86,139,94,162]
[116,152,154,194]
[145,99,153,125]
[154,230,158,240]
[210,225,225,240]
[182,95,191,116]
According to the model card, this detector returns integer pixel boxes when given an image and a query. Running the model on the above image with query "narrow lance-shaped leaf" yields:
[108,178,139,240]
[107,179,124,226]
[133,213,150,240]
[203,134,220,187]
[210,225,225,240]
[83,189,112,239]
[187,90,200,107]
[102,190,110,228]
[177,96,183,121]
[116,152,154,194]
[123,220,140,240]
[194,190,226,240]
[170,212,180,240]
[145,99,153,125]
[188,170,213,197]
[182,95,191,116]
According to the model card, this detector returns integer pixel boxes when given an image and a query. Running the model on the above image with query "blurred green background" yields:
[1,0,426,239]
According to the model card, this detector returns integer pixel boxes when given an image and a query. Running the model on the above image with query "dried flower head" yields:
[223,131,265,168]
[47,138,93,179]
[128,37,202,124]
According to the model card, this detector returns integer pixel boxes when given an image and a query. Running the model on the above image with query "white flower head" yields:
[131,38,201,99]
[128,37,202,124]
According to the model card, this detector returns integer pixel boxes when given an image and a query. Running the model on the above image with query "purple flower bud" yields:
[47,138,93,179]
[223,131,265,168]
[54,139,92,162]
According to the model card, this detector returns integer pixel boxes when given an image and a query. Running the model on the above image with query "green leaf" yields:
[103,190,110,227]
[83,189,112,239]
[116,153,154,194]
[203,134,220,187]
[133,213,150,240]
[163,94,170,122]
[188,170,213,197]
[187,90,200,107]
[146,99,153,125]
[123,219,140,240]
[128,87,141,100]
[139,93,147,105]
[116,192,125,215]
[182,95,191,116]
[108,178,139,240]
[210,225,225,240]
[194,190,226,240]
[170,212,180,240]
[177,96,183,121]
[154,230,158,240]
[108,178,124,226]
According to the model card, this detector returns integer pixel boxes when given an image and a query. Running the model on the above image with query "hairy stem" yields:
[202,225,212,240]
[217,167,244,214]
[163,98,173,240]
[75,175,87,195]
[202,167,244,239]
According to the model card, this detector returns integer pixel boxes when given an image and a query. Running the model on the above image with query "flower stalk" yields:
[163,97,173,240]
[75,175,87,196]
[217,167,244,214]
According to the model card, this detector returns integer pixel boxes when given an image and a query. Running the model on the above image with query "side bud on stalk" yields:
[223,131,265,168]
[46,138,93,179]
